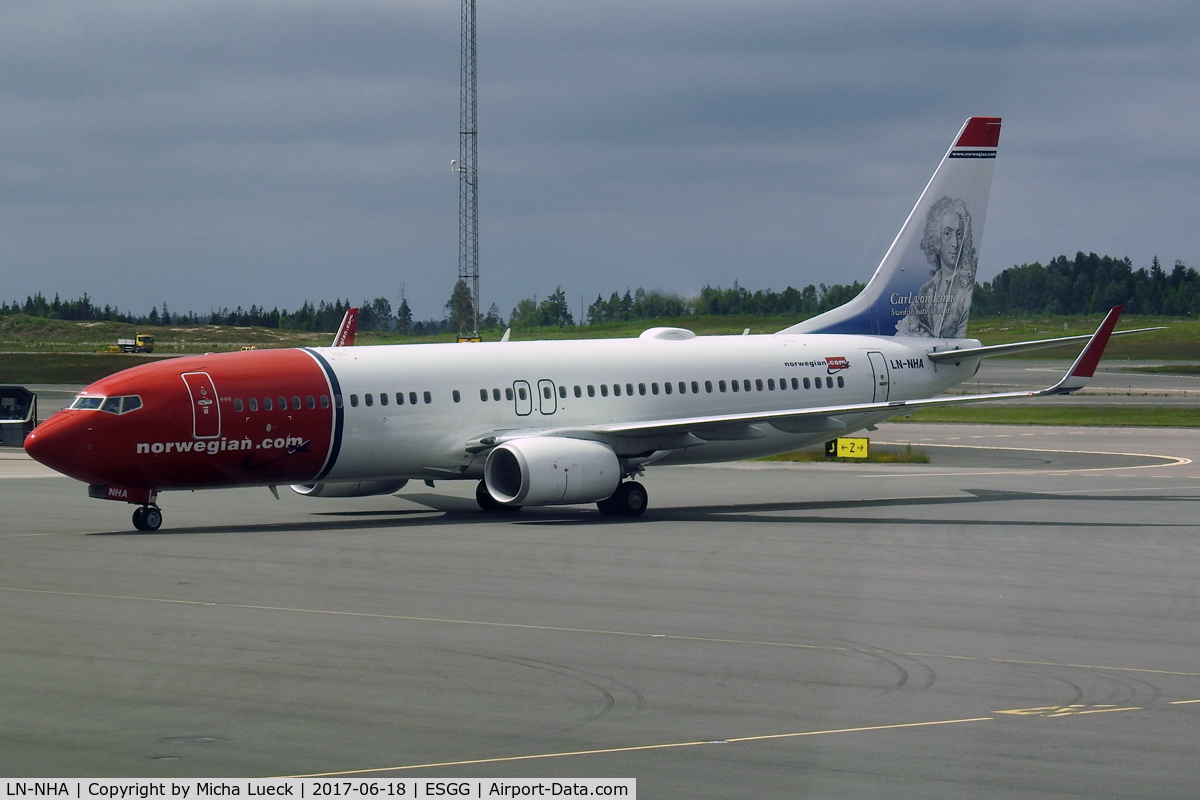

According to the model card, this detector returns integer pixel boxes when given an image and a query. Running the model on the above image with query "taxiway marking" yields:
[280,717,995,777]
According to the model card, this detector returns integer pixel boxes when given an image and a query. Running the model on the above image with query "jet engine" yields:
[291,479,408,498]
[484,437,620,506]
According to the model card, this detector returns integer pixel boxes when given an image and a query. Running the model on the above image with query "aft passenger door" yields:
[867,352,890,402]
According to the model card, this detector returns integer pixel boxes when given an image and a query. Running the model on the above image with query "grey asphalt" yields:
[2,423,1200,798]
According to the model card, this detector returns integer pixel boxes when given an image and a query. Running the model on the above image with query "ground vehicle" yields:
[117,334,155,353]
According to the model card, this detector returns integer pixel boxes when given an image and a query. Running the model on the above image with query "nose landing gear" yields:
[132,505,163,531]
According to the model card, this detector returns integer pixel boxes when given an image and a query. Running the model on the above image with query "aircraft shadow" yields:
[86,489,1200,537]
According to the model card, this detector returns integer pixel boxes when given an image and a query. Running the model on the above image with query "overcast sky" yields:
[2,0,1198,322]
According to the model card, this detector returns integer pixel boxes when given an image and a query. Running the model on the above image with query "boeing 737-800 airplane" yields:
[25,117,1147,530]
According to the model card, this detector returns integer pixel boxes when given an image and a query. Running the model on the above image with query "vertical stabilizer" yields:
[782,116,1001,338]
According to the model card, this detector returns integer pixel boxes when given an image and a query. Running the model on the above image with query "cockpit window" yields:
[70,395,143,414]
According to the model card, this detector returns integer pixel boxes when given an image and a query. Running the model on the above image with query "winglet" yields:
[333,308,359,347]
[1046,306,1122,394]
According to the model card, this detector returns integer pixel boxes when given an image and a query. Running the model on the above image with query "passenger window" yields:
[755,379,763,391]
[558,385,566,398]
[397,392,405,405]
[410,392,418,405]
[249,397,259,412]
[335,394,343,408]
[379,393,387,406]
[519,387,528,400]
[480,389,488,401]
[264,397,274,410]
[826,376,834,388]
[837,376,845,388]
[780,377,788,389]
[812,378,820,389]
[691,381,699,394]
[306,395,315,409]
[347,395,356,407]
[543,386,552,399]
[493,388,501,401]
[718,380,726,392]
[705,380,712,393]
[234,398,244,412]
[574,385,582,398]
[278,396,288,410]
[505,388,513,401]
[638,383,646,396]
[613,384,621,397]
[744,380,751,392]
[663,382,671,395]
[626,383,634,396]
[651,383,659,395]
[321,395,330,409]
[768,379,775,390]
[364,394,373,407]
[423,391,432,404]
[453,390,461,403]
[293,395,302,409]
[600,384,608,397]
[101,397,121,414]
[731,380,739,393]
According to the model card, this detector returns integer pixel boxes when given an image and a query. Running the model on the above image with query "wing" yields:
[466,306,1127,455]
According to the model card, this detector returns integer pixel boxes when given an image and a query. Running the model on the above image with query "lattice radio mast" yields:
[456,0,480,339]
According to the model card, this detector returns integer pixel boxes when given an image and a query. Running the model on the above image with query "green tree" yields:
[446,280,476,334]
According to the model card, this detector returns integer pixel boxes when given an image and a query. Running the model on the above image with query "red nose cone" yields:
[25,412,96,483]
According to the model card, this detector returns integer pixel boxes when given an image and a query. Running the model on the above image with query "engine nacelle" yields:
[484,437,620,506]
[291,479,408,498]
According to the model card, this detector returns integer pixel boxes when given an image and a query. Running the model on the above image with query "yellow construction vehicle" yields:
[116,334,155,353]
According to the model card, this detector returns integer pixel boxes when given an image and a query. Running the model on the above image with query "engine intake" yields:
[291,479,408,498]
[484,437,620,506]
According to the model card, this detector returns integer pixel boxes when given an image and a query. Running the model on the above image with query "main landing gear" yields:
[132,505,163,531]
[597,481,648,517]
[476,480,521,513]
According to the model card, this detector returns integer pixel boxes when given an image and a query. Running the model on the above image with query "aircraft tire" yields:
[612,481,648,517]
[476,480,500,511]
[143,507,163,531]
[596,494,621,516]
[476,480,520,513]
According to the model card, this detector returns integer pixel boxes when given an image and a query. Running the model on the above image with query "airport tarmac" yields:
[2,423,1200,798]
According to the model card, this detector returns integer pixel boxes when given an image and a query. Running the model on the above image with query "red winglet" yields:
[1070,306,1123,378]
[955,117,1002,148]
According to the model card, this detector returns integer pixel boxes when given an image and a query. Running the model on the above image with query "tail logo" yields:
[893,197,977,339]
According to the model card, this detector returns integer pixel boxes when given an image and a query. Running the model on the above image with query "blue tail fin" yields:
[782,117,1001,338]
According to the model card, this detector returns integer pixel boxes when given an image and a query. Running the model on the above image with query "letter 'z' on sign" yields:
[825,437,870,459]
[181,372,221,439]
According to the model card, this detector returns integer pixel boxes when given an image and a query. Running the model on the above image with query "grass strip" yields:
[0,353,174,385]
[896,405,1200,427]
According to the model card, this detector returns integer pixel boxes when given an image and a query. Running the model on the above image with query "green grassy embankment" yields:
[897,405,1200,427]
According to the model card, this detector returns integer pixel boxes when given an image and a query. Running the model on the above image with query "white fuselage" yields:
[318,331,981,482]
